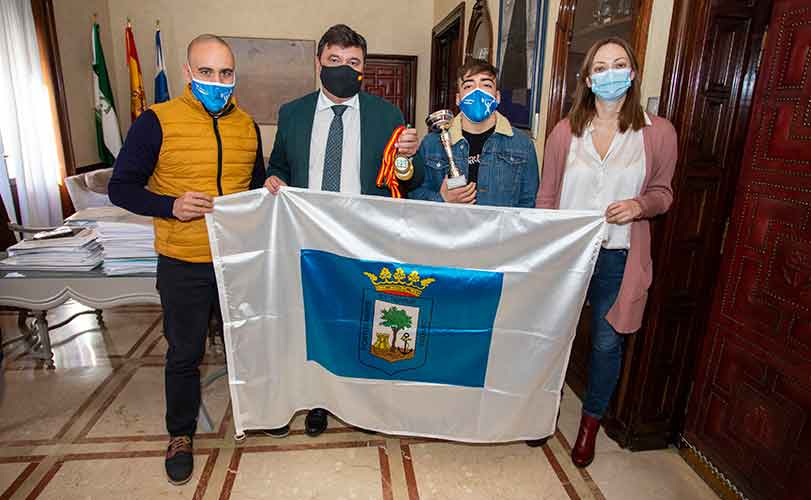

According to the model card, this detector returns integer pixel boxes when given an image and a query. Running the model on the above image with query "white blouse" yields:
[558,114,650,249]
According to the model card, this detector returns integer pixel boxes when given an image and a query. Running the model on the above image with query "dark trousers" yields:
[157,254,219,437]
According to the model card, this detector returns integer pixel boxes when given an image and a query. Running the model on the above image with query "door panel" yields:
[363,55,418,127]
[685,1,811,498]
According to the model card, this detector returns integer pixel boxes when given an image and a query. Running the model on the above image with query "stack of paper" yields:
[67,207,157,275]
[96,220,157,275]
[0,228,103,271]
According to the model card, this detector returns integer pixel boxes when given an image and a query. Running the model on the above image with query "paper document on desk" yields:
[207,188,605,442]
[1,228,103,271]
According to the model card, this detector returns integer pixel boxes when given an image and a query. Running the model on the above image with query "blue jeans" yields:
[583,249,628,419]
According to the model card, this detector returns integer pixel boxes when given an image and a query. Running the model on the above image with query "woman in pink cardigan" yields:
[536,38,677,467]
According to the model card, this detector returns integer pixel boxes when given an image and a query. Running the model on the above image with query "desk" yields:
[0,269,158,368]
[0,269,223,432]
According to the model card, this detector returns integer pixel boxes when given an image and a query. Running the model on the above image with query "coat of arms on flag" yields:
[360,266,434,374]
[301,249,503,388]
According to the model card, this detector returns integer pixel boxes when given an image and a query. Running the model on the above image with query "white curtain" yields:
[0,0,63,227]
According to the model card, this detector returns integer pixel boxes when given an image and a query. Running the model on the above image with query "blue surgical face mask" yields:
[458,88,498,123]
[590,68,632,102]
[189,68,235,114]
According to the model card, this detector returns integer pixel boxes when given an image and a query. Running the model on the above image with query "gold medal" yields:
[393,155,414,181]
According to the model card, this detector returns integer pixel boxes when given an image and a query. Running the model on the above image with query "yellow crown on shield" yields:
[363,267,436,297]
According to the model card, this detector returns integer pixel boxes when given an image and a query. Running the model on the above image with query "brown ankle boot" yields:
[571,414,600,467]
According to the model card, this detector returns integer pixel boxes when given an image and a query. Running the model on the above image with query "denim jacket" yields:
[409,112,539,208]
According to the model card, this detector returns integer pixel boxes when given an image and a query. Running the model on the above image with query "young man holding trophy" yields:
[410,59,539,208]
[264,24,425,438]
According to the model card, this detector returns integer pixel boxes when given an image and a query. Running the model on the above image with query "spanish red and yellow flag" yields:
[125,21,146,121]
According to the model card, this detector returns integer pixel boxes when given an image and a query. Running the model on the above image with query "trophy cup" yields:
[426,109,468,190]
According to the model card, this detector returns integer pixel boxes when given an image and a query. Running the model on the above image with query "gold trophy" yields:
[426,109,467,189]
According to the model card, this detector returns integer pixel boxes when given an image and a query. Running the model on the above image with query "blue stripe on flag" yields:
[301,249,503,388]
[155,72,169,103]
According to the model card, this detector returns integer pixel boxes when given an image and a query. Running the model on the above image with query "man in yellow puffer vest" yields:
[109,34,266,486]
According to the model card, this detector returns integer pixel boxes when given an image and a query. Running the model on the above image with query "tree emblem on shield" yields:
[371,304,417,362]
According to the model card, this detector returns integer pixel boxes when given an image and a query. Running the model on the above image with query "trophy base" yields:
[447,175,468,190]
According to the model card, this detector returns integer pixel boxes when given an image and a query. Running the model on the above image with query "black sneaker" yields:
[165,436,193,485]
[305,408,328,437]
[263,425,290,438]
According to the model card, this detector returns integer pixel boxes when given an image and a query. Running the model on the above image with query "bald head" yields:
[187,34,232,61]
[184,34,235,85]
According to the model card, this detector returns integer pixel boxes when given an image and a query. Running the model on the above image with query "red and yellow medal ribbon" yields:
[377,125,406,198]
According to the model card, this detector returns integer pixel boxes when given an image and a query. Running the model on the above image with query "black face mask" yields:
[320,65,363,99]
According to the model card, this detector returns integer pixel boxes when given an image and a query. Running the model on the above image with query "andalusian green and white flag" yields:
[92,22,122,165]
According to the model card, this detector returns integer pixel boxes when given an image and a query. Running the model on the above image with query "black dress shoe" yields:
[305,408,328,437]
[526,436,550,447]
[262,425,290,438]
[354,426,377,435]
[528,402,562,448]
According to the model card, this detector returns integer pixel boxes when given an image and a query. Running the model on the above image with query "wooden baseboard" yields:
[603,422,673,451]
[679,437,747,500]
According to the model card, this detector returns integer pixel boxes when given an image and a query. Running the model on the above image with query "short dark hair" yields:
[457,59,498,86]
[317,24,367,60]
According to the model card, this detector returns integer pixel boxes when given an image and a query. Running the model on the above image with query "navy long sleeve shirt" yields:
[108,109,266,218]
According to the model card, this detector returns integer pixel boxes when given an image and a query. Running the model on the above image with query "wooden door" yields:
[683,1,811,498]
[363,55,418,128]
[430,3,465,113]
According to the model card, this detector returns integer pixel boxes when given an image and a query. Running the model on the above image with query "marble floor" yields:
[0,301,720,500]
